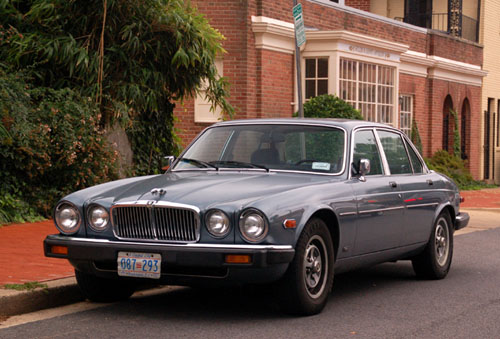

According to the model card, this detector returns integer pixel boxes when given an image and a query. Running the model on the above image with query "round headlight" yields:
[55,202,81,234]
[205,210,231,238]
[239,209,268,243]
[88,205,109,232]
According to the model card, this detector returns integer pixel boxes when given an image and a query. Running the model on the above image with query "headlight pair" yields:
[54,202,109,235]
[205,209,268,243]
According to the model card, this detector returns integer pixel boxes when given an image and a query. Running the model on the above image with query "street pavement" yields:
[1,226,500,338]
[0,187,498,321]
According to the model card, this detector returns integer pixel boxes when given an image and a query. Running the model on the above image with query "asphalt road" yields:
[1,227,500,339]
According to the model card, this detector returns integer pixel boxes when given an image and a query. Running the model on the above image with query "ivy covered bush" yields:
[0,69,118,223]
[302,94,364,120]
[425,150,494,190]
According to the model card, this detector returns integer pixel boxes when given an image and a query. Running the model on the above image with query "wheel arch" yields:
[308,209,340,262]
[435,204,456,229]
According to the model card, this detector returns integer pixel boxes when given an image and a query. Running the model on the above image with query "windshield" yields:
[173,124,346,174]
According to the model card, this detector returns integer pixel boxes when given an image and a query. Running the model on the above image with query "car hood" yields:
[93,171,339,210]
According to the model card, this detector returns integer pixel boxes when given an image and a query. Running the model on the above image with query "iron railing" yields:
[394,12,478,42]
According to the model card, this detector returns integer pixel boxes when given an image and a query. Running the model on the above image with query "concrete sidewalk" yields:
[0,187,499,318]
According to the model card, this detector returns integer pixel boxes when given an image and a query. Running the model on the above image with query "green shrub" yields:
[301,94,364,120]
[411,118,423,154]
[425,150,495,190]
[0,69,118,221]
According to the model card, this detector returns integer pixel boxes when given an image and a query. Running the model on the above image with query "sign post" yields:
[293,1,305,118]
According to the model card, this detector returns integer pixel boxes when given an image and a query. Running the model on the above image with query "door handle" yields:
[427,179,433,185]
[389,181,397,188]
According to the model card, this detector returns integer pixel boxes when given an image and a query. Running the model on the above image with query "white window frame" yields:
[339,58,396,125]
[304,57,329,100]
[194,59,224,123]
[399,94,413,137]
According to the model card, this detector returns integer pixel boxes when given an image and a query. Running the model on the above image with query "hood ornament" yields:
[151,188,166,196]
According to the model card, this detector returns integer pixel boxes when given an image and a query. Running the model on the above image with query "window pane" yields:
[406,141,424,174]
[305,80,316,99]
[318,58,328,78]
[340,58,395,125]
[400,95,412,136]
[377,130,412,174]
[353,130,383,175]
[305,59,316,78]
[317,80,328,95]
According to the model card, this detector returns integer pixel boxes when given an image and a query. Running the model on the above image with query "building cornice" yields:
[306,31,409,54]
[251,16,487,86]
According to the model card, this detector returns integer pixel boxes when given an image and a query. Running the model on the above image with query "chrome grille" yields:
[111,205,199,242]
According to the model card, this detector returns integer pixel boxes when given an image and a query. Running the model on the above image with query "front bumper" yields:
[455,212,470,230]
[44,234,295,284]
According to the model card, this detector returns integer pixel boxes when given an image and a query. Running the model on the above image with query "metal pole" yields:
[293,0,304,118]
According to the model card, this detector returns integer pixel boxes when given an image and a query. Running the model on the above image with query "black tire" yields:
[412,211,454,280]
[75,270,136,302]
[277,218,335,316]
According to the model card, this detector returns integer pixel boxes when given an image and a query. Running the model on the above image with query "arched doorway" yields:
[442,95,454,152]
[461,98,470,160]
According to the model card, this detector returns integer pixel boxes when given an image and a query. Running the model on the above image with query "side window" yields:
[406,141,424,174]
[353,130,383,175]
[377,130,412,175]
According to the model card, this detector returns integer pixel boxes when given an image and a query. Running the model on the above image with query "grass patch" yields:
[3,281,48,291]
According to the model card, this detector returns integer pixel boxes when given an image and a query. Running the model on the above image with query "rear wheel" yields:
[278,218,334,316]
[75,270,136,302]
[412,212,453,279]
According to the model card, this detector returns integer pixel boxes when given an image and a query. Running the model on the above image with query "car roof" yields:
[213,118,397,133]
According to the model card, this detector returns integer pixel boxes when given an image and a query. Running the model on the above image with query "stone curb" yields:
[0,277,83,317]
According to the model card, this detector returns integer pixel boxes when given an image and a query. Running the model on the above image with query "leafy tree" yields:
[0,68,118,221]
[0,0,232,174]
[301,94,364,120]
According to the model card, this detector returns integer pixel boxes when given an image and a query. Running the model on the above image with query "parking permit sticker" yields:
[312,162,331,171]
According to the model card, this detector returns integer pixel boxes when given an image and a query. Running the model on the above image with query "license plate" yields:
[117,252,161,279]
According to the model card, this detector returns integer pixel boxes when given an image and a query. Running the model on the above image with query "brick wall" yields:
[399,74,429,153]
[259,49,295,118]
[258,0,482,64]
[174,0,483,179]
[345,0,371,12]
[426,78,481,179]
[174,1,256,148]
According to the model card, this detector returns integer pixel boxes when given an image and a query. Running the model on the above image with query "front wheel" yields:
[75,270,136,302]
[412,212,454,279]
[277,218,334,316]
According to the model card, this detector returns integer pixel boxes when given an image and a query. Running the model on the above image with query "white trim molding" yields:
[401,51,488,85]
[251,16,295,54]
[251,15,488,87]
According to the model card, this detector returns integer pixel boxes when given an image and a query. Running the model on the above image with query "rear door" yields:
[351,129,405,255]
[397,137,439,245]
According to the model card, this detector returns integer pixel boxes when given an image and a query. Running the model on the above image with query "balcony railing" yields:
[395,12,478,42]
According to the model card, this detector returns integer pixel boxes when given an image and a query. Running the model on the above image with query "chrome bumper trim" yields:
[46,234,293,251]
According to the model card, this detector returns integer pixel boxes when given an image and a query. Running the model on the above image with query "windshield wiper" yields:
[179,158,219,170]
[211,160,269,172]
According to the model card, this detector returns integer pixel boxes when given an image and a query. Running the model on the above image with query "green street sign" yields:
[293,3,306,47]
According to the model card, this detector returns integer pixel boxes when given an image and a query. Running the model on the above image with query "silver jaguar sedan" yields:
[44,119,469,315]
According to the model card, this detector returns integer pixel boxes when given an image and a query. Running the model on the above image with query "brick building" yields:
[173,0,487,179]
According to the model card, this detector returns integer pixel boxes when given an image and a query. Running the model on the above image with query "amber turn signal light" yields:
[51,245,68,255]
[283,219,297,228]
[225,254,252,264]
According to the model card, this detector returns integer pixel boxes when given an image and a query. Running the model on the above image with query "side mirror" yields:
[162,155,175,171]
[359,158,370,176]
[357,158,370,182]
